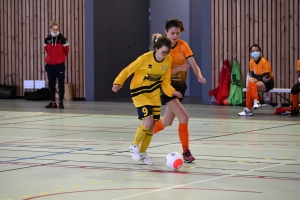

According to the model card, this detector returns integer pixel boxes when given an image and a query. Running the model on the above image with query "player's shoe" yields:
[130,144,141,161]
[289,107,299,117]
[253,100,261,110]
[45,102,57,108]
[238,107,253,116]
[140,152,153,165]
[59,102,64,109]
[182,149,195,163]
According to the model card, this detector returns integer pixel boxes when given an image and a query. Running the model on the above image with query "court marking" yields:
[0,147,92,164]
[109,158,300,200]
[22,187,262,199]
[0,110,295,199]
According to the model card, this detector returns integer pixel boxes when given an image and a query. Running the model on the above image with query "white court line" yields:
[109,159,300,200]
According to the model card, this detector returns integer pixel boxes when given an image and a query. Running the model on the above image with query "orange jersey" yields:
[297,60,300,71]
[169,39,193,88]
[249,57,274,79]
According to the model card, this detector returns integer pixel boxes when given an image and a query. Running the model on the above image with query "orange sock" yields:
[153,118,165,134]
[246,91,253,110]
[178,123,189,152]
[248,82,259,100]
[291,94,299,109]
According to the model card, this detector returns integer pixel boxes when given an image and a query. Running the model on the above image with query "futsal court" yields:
[0,99,299,200]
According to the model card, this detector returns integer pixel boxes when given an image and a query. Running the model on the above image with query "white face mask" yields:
[251,51,260,59]
[50,32,59,37]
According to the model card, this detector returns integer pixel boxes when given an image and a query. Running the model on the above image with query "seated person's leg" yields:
[290,83,299,116]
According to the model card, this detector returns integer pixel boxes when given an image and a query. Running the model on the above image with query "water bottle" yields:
[265,93,270,105]
[246,73,250,91]
[210,96,216,105]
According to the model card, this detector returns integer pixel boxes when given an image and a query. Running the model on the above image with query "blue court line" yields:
[0,147,93,164]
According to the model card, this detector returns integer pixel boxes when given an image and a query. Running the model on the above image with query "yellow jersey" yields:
[169,39,193,89]
[113,51,175,107]
[297,60,300,71]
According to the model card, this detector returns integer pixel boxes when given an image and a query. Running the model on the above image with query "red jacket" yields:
[44,33,69,65]
[209,60,231,105]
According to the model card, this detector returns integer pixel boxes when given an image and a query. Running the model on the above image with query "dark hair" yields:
[152,33,171,50]
[50,21,59,29]
[165,18,185,32]
[250,44,262,52]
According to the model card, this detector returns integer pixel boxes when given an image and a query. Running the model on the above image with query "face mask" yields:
[50,32,59,37]
[251,51,260,59]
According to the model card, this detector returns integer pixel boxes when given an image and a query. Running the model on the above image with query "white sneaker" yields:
[253,100,261,110]
[238,108,253,116]
[140,152,153,165]
[130,145,140,161]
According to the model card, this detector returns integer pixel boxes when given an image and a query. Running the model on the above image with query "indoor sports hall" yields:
[0,99,299,200]
[1,0,300,200]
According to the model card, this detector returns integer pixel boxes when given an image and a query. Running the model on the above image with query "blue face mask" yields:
[251,51,260,59]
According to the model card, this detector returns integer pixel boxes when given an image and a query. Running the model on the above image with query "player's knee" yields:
[142,117,154,128]
[164,121,173,127]
[178,114,189,123]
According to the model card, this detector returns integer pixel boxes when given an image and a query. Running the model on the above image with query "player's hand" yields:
[180,64,190,72]
[173,91,182,98]
[112,84,121,92]
[198,76,206,84]
[263,76,270,82]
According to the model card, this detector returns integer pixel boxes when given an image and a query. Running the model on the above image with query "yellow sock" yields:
[132,124,149,146]
[140,131,153,152]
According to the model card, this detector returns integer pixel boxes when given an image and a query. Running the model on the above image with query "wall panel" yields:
[212,0,300,103]
[0,0,85,98]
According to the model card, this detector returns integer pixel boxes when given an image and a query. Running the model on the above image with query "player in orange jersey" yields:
[153,18,206,163]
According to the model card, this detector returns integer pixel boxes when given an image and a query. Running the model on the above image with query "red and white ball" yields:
[165,152,184,170]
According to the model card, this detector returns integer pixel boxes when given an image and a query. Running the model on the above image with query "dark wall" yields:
[85,0,94,101]
[190,0,212,104]
[85,0,149,101]
[85,0,211,103]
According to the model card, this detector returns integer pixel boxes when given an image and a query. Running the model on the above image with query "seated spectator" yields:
[238,44,274,116]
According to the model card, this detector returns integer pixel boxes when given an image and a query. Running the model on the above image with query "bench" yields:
[242,88,291,104]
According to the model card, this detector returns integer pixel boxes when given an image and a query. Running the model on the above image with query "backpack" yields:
[24,88,51,101]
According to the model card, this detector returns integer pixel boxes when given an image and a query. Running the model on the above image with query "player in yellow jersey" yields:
[112,33,182,165]
[153,18,206,163]
[238,44,275,116]
[289,60,300,116]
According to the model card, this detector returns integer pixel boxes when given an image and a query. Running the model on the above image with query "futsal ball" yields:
[165,152,184,170]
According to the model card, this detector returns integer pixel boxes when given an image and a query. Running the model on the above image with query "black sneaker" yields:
[182,149,195,163]
[45,102,57,108]
[59,102,64,109]
[289,107,299,116]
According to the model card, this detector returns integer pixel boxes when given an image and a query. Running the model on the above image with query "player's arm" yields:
[297,60,300,83]
[161,61,182,98]
[112,57,142,92]
[187,56,206,84]
[44,39,48,53]
[63,37,69,55]
[171,64,190,75]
